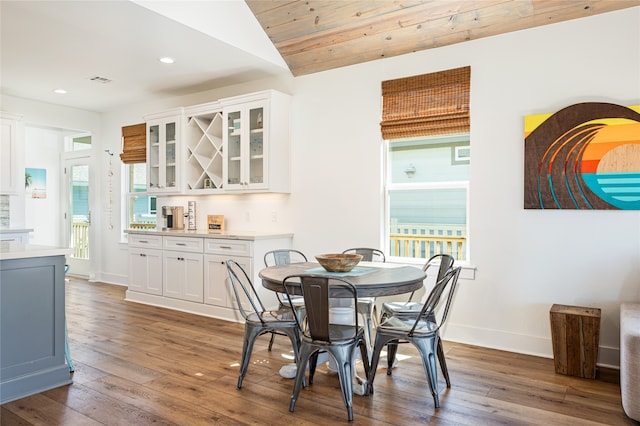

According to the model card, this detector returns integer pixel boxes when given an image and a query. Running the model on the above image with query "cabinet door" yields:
[128,248,163,295]
[0,116,20,194]
[203,254,228,307]
[245,101,267,190]
[223,101,268,191]
[204,255,252,310]
[163,250,203,302]
[147,117,180,193]
[223,107,243,190]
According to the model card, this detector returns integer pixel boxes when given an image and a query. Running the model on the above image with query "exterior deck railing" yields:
[389,223,467,260]
[71,222,89,259]
[129,223,157,230]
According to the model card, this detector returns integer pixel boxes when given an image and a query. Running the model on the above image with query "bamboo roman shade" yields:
[120,123,146,164]
[380,66,470,140]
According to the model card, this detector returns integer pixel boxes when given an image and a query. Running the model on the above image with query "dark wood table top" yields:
[259,261,425,298]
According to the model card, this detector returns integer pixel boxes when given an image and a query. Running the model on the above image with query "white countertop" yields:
[125,229,293,240]
[0,242,71,261]
[0,228,34,234]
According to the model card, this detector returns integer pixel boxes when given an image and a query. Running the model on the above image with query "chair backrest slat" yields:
[284,274,360,343]
[342,248,385,263]
[226,259,266,322]
[264,249,307,267]
[410,253,455,303]
[410,266,461,336]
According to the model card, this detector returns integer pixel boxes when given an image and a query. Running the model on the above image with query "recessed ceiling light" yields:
[53,89,67,94]
[159,57,175,64]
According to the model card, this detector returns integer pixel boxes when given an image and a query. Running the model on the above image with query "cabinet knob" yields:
[139,253,146,257]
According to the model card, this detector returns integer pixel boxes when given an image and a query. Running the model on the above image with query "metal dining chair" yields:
[263,249,308,351]
[368,266,462,408]
[342,248,385,350]
[226,259,301,389]
[379,254,455,382]
[283,274,371,422]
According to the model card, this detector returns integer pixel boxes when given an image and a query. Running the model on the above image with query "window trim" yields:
[383,136,471,264]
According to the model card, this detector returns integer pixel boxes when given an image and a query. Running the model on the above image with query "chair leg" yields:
[237,325,261,389]
[268,332,276,351]
[358,339,372,395]
[368,333,394,393]
[386,341,399,375]
[330,346,355,422]
[436,336,451,388]
[309,351,319,385]
[64,320,74,373]
[414,338,440,408]
[290,345,314,413]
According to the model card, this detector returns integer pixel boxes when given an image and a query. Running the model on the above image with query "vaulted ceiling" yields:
[247,0,640,76]
[1,1,637,112]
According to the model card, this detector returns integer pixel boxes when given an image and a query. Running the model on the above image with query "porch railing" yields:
[130,223,157,230]
[71,222,89,259]
[389,223,467,260]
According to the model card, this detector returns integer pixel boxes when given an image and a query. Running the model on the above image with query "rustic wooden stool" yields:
[549,304,601,379]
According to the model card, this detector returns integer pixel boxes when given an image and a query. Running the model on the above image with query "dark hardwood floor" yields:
[1,277,635,425]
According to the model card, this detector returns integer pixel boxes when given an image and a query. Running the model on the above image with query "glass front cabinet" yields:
[145,109,182,193]
[222,90,290,193]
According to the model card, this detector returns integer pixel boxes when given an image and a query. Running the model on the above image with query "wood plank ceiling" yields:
[246,0,640,76]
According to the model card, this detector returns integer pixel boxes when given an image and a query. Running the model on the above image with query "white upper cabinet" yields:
[145,109,182,194]
[0,113,23,194]
[222,90,291,193]
[142,90,290,195]
[183,102,224,194]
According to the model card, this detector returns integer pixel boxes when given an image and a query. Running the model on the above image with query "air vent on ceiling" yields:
[89,75,112,84]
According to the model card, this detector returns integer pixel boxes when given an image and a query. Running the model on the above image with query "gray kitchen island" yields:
[0,242,72,404]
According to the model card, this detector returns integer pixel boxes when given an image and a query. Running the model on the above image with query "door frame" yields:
[62,147,96,279]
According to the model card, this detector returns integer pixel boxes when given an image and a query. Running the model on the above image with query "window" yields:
[385,135,469,261]
[381,66,470,262]
[65,134,91,152]
[125,163,156,229]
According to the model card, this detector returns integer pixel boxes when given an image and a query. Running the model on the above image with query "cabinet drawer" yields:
[204,239,251,256]
[129,234,162,249]
[163,236,204,253]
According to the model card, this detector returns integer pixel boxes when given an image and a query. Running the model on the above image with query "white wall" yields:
[7,7,639,367]
[284,8,640,367]
[23,126,64,245]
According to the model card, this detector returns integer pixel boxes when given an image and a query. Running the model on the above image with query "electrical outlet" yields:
[271,211,278,222]
[245,211,251,222]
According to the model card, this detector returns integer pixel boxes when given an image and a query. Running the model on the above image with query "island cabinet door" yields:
[128,248,162,295]
[162,250,204,303]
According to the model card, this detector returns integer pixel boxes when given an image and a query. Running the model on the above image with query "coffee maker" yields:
[162,206,184,230]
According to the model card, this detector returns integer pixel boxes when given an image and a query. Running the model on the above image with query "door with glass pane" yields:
[65,155,93,278]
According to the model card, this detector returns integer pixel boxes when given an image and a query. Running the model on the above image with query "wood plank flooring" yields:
[1,278,635,425]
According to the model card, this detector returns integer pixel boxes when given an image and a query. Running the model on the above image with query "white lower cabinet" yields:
[129,247,163,295]
[204,254,252,312]
[162,236,204,302]
[128,234,163,295]
[126,232,291,322]
[163,250,204,302]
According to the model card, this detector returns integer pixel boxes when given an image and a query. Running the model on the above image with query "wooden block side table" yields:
[549,304,601,379]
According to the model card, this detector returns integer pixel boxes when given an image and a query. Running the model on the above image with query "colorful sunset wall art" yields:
[524,102,640,210]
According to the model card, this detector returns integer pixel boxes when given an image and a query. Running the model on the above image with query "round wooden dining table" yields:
[259,261,426,297]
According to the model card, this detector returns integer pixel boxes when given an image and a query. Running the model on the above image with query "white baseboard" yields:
[443,322,620,369]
